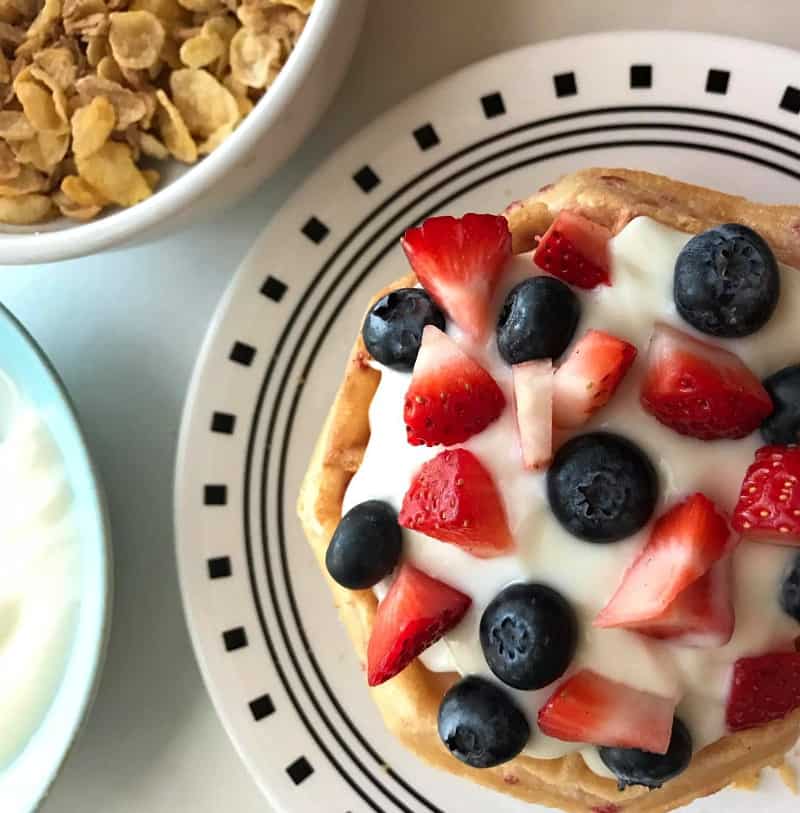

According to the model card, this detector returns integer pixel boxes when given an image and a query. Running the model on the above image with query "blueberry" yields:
[496,276,580,364]
[437,676,530,768]
[325,500,402,590]
[761,364,800,445]
[780,554,800,623]
[547,432,658,543]
[480,583,578,690]
[674,223,780,338]
[362,288,446,371]
[598,717,693,790]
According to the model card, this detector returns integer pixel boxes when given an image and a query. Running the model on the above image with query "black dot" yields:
[207,556,232,579]
[211,412,235,434]
[553,72,577,97]
[249,694,275,720]
[301,216,329,244]
[630,64,652,88]
[286,757,313,785]
[706,69,730,95]
[781,86,800,114]
[481,92,506,118]
[229,342,255,366]
[353,165,380,193]
[261,275,287,302]
[413,123,440,150]
[204,485,227,505]
[222,626,247,651]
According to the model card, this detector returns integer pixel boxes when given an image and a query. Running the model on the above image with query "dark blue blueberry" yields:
[437,676,530,768]
[547,432,658,543]
[496,276,580,364]
[598,717,693,790]
[780,554,800,623]
[761,364,800,445]
[480,583,578,690]
[674,223,780,338]
[325,500,402,590]
[362,288,446,371]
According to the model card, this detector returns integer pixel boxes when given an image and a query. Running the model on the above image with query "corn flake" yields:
[155,87,196,162]
[229,27,278,88]
[169,67,237,137]
[0,110,34,140]
[179,30,223,67]
[71,95,116,158]
[12,130,69,171]
[0,141,19,179]
[53,188,102,220]
[33,46,77,88]
[75,140,151,206]
[0,164,46,195]
[61,173,108,206]
[14,67,68,132]
[76,75,147,129]
[0,192,53,223]
[109,10,165,69]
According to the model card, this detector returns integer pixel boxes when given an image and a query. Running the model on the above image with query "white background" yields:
[3,1,799,810]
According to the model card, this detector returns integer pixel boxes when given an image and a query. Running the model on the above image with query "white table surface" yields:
[4,1,800,810]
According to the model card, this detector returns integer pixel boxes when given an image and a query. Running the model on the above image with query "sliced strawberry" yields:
[537,669,676,754]
[640,324,772,440]
[512,359,553,470]
[733,446,800,544]
[404,325,505,447]
[399,448,513,557]
[594,494,732,629]
[367,563,471,686]
[533,210,612,289]
[726,652,800,731]
[401,213,511,339]
[553,330,637,429]
[629,561,734,648]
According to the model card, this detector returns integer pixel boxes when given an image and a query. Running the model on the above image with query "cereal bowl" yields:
[0,0,366,265]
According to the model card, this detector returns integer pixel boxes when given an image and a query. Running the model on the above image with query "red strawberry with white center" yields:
[553,330,637,429]
[399,448,513,557]
[537,669,676,754]
[726,652,800,731]
[404,325,505,447]
[367,563,471,686]
[512,359,553,470]
[732,446,800,544]
[401,213,511,339]
[640,324,772,440]
[594,494,732,629]
[628,561,734,648]
[533,210,612,289]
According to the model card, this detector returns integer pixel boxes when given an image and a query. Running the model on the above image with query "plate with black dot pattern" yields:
[175,32,800,813]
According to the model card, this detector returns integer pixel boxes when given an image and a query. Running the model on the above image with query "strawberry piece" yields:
[404,325,505,447]
[399,448,513,557]
[640,324,772,441]
[401,213,511,339]
[629,561,735,648]
[533,210,612,289]
[553,330,637,429]
[733,446,800,544]
[512,359,553,470]
[726,652,800,731]
[537,669,676,754]
[595,494,732,629]
[367,563,471,686]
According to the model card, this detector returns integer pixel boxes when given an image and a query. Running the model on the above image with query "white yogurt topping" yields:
[0,373,79,769]
[343,217,800,774]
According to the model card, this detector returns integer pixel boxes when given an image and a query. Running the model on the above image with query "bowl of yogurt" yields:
[0,305,110,812]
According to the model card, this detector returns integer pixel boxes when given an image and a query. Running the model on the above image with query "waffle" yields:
[297,169,800,812]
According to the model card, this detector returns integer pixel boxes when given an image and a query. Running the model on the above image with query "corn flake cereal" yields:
[0,0,313,224]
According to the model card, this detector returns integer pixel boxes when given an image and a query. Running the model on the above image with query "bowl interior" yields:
[0,307,110,813]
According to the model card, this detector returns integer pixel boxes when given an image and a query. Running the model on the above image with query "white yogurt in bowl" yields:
[0,307,110,813]
[0,376,80,770]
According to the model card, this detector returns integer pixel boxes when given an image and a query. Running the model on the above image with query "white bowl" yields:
[0,0,366,266]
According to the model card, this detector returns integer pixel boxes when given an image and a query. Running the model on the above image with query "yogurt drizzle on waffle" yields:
[336,214,800,783]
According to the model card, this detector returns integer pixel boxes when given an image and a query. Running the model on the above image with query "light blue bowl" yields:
[0,304,111,812]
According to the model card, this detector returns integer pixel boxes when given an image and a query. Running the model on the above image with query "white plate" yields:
[175,32,800,813]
